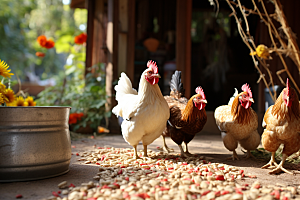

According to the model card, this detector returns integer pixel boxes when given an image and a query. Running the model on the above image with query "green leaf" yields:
[65,65,77,75]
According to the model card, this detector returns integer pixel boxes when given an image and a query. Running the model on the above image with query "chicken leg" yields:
[162,135,174,153]
[133,145,141,159]
[143,145,148,157]
[183,142,193,157]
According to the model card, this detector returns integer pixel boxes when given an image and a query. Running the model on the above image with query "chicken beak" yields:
[201,99,207,104]
[249,97,254,103]
[153,73,161,78]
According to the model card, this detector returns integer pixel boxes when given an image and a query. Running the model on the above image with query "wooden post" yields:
[176,0,192,98]
[92,0,107,65]
[85,0,95,75]
[107,0,121,133]
[126,0,135,82]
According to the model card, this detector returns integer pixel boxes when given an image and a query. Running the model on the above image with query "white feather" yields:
[262,119,266,128]
[228,88,238,106]
[221,132,227,139]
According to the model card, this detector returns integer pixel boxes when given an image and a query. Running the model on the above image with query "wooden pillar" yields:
[92,0,107,65]
[117,0,135,82]
[107,0,120,133]
[117,0,128,76]
[126,0,135,81]
[106,0,114,111]
[85,0,107,73]
[85,0,95,74]
[176,0,192,98]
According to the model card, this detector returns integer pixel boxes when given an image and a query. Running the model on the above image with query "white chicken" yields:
[112,60,170,159]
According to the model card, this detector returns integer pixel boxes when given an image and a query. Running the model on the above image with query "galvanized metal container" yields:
[0,106,71,182]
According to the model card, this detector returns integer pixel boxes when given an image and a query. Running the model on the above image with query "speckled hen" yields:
[214,84,260,160]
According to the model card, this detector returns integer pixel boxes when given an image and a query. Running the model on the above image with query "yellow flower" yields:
[0,82,6,93]
[0,94,4,104]
[25,96,36,106]
[15,96,28,107]
[0,59,14,78]
[3,89,15,104]
[250,44,271,59]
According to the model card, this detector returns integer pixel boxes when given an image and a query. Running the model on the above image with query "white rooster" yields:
[112,60,170,159]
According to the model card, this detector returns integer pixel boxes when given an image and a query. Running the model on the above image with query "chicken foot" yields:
[262,152,278,169]
[268,154,293,174]
[242,150,256,159]
[161,136,174,153]
[178,143,193,157]
[227,150,239,160]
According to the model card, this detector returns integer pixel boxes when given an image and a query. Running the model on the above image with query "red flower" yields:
[69,116,77,125]
[44,39,55,49]
[74,33,87,45]
[35,52,45,57]
[37,35,55,49]
[68,113,84,125]
[37,35,47,47]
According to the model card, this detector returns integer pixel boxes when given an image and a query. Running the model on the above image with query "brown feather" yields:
[231,92,255,125]
[271,88,300,121]
[182,94,199,123]
[169,93,207,133]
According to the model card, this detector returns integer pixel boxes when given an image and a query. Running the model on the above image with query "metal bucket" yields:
[0,106,71,182]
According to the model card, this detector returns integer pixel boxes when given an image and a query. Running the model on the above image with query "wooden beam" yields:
[176,0,192,98]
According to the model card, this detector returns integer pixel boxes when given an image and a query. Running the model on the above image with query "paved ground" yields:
[0,132,299,200]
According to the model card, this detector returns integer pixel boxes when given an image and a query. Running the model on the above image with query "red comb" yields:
[147,60,158,74]
[196,86,205,99]
[286,78,290,95]
[242,83,252,98]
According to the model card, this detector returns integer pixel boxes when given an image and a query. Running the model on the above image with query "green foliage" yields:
[0,0,87,80]
[36,44,109,132]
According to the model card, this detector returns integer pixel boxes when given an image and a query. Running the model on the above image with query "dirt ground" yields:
[0,132,299,200]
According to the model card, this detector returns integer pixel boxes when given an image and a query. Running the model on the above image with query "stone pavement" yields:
[0,132,299,200]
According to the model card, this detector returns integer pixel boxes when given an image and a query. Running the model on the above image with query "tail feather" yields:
[170,70,185,98]
[115,72,138,101]
[228,88,238,106]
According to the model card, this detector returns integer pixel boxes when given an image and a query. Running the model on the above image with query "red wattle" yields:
[194,102,205,110]
[240,100,252,109]
[146,76,159,85]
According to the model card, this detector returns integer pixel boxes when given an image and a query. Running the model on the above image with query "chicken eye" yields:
[148,71,153,75]
[243,95,246,98]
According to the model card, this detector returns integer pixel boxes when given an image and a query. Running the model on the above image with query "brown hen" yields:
[261,78,300,174]
[162,71,207,157]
